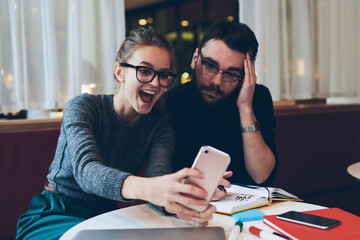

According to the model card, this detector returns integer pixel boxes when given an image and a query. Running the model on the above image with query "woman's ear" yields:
[190,48,200,70]
[114,63,124,83]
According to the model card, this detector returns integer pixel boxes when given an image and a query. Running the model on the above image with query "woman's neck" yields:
[113,93,141,125]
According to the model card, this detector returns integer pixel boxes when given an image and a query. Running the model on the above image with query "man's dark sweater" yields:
[165,81,278,186]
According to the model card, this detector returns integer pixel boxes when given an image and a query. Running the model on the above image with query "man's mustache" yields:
[200,84,225,97]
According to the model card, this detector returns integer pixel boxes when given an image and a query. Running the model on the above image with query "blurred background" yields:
[1,0,359,117]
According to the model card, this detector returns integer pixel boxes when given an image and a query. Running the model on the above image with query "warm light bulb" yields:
[138,19,147,26]
[227,16,234,22]
[181,20,189,27]
[182,72,189,79]
[181,72,191,84]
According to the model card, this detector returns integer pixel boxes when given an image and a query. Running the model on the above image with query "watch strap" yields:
[241,120,261,133]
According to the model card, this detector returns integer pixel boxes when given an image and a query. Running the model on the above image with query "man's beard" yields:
[192,64,242,107]
[194,76,241,108]
[197,83,226,107]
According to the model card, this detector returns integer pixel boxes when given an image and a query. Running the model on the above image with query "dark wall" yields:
[273,105,360,216]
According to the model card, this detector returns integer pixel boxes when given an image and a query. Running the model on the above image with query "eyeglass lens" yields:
[136,67,175,87]
[201,61,241,85]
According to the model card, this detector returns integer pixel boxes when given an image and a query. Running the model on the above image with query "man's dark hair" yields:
[199,21,259,61]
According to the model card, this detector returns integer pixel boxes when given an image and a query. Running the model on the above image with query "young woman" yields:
[16,26,226,240]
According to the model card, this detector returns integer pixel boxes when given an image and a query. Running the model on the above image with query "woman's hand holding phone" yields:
[182,146,231,212]
[122,168,214,226]
[176,169,232,226]
[122,146,231,227]
[211,171,233,201]
[161,168,218,227]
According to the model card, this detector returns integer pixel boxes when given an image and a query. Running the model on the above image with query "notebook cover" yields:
[263,208,360,240]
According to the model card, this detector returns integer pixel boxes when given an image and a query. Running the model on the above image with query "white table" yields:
[61,201,325,240]
[347,162,360,180]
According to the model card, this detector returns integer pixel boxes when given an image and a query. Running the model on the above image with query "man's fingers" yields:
[246,52,256,84]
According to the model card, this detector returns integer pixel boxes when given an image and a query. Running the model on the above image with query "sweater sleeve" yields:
[145,117,174,177]
[62,95,132,202]
[143,117,175,215]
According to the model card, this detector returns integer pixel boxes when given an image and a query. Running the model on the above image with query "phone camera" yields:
[204,150,209,154]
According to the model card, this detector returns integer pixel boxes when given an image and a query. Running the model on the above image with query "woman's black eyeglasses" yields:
[120,63,176,88]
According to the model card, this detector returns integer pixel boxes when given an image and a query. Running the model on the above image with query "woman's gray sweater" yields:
[47,93,174,203]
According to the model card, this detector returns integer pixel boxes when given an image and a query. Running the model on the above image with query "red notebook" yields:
[263,208,360,240]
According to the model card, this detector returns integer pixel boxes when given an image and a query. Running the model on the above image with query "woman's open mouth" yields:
[139,89,156,103]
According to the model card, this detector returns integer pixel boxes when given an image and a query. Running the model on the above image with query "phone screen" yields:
[276,211,341,229]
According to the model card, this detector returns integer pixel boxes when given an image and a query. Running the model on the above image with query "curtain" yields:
[0,0,125,112]
[239,0,360,101]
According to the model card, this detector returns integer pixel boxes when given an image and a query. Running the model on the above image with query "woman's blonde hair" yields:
[115,26,176,116]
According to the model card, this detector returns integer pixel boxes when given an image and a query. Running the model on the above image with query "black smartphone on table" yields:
[276,211,341,229]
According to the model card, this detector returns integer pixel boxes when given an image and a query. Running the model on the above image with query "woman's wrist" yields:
[122,175,147,200]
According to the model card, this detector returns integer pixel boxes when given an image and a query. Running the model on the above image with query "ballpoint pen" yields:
[227,221,243,240]
[249,226,289,240]
[218,185,227,193]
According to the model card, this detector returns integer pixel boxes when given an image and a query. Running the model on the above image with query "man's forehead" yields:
[201,40,245,69]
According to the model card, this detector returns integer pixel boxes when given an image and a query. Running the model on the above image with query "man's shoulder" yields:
[166,82,191,97]
[253,84,275,115]
[254,84,273,101]
[165,82,192,107]
[254,83,270,94]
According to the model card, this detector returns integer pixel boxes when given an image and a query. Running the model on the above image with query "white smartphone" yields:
[276,211,341,229]
[183,145,231,212]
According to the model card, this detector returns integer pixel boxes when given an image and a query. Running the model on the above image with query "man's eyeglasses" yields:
[120,63,176,88]
[199,52,244,86]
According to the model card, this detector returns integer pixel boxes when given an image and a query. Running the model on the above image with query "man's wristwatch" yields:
[241,120,261,133]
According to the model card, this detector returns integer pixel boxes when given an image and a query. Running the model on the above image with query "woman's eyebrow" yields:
[139,61,171,71]
[138,61,154,68]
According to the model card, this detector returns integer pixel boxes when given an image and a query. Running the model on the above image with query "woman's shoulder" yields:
[62,93,114,123]
[65,93,112,109]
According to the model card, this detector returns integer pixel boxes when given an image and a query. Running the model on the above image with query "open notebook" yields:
[72,227,226,240]
[211,184,300,214]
